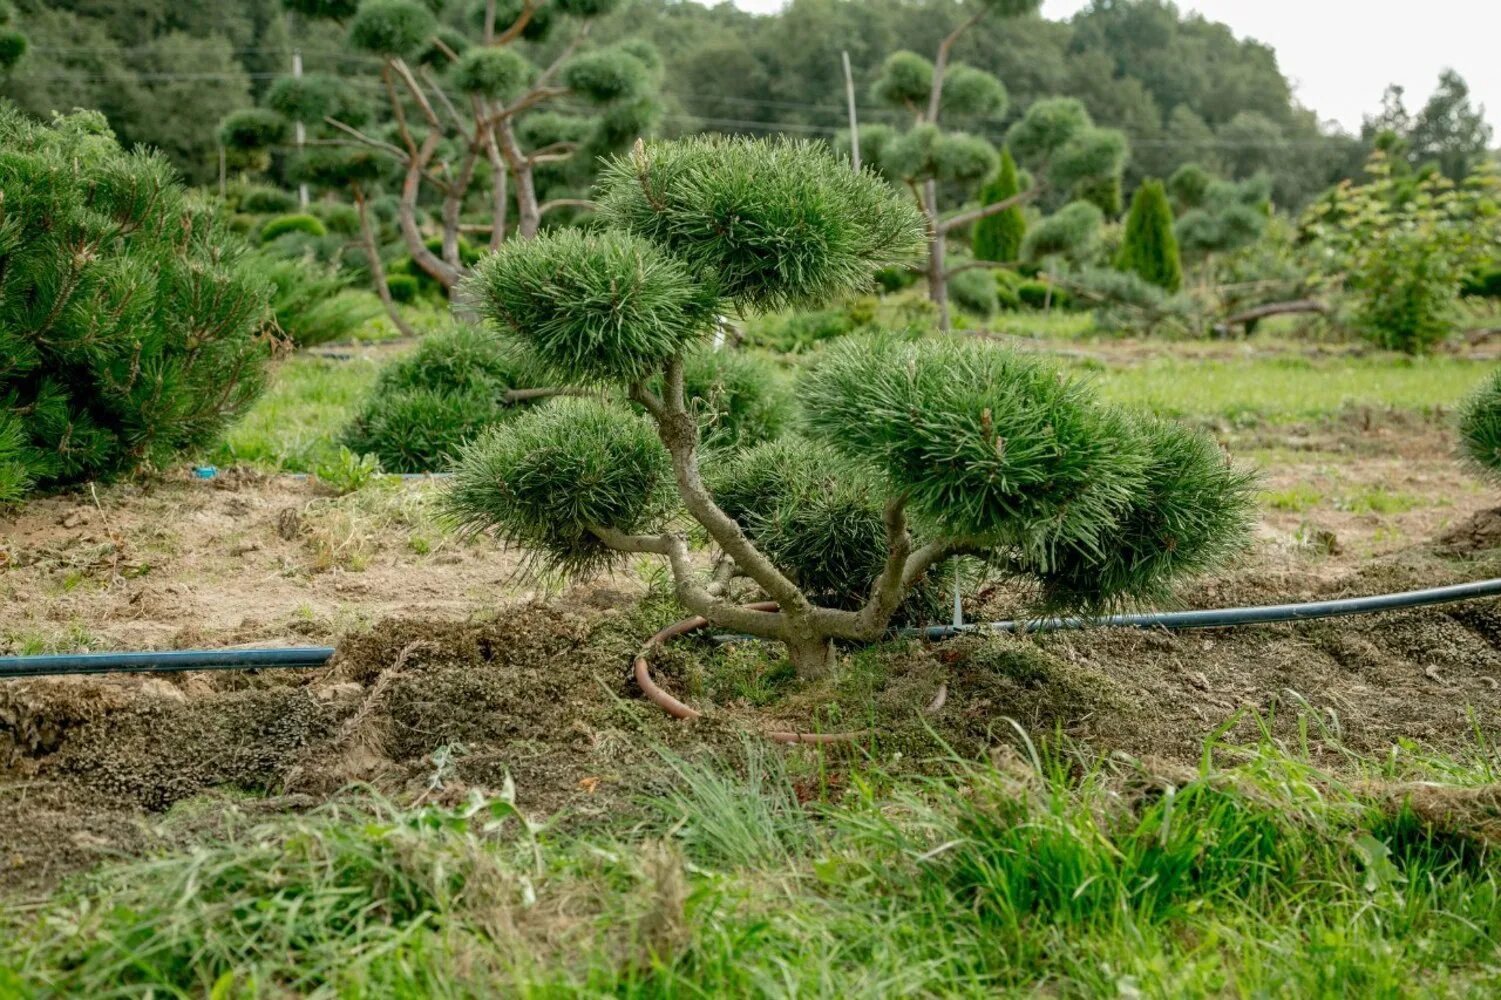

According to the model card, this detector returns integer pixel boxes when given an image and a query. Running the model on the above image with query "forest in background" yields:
[4,0,1493,206]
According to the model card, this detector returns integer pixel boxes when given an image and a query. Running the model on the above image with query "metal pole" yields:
[841,50,860,172]
[293,48,309,208]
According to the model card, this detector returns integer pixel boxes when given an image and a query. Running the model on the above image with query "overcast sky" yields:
[729,0,1499,134]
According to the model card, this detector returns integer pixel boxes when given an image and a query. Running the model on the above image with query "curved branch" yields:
[926,8,988,124]
[493,0,537,46]
[939,188,1039,235]
[855,494,913,635]
[652,359,810,615]
[539,198,597,216]
[589,527,794,639]
[945,259,1021,280]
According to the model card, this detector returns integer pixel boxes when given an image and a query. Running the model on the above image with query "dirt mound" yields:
[8,546,1501,891]
[0,601,759,879]
[1436,506,1501,554]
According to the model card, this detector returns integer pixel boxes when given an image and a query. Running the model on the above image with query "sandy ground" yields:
[1,414,1487,656]
[0,471,646,655]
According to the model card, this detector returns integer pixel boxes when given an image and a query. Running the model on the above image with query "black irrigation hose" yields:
[0,647,337,679]
[3,579,1500,680]
[911,578,1501,639]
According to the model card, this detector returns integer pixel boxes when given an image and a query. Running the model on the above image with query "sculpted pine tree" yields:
[445,137,1256,678]
[223,0,660,310]
[0,107,271,501]
[854,0,1128,330]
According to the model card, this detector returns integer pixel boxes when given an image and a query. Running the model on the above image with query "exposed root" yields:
[632,605,945,744]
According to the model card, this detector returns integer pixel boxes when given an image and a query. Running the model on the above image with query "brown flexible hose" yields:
[632,602,947,744]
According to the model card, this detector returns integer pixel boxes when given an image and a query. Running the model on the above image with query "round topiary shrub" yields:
[447,136,1255,678]
[674,348,790,450]
[236,185,298,214]
[0,106,272,495]
[949,267,999,317]
[312,202,361,236]
[341,326,548,473]
[1459,369,1501,481]
[385,273,421,304]
[349,0,437,58]
[259,213,329,244]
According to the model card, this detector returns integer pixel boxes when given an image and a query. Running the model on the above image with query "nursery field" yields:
[1,366,1499,978]
[5,0,1501,990]
[5,340,1496,656]
[9,334,1501,995]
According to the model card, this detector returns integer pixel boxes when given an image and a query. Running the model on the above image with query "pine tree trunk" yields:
[785,634,836,680]
[926,181,950,332]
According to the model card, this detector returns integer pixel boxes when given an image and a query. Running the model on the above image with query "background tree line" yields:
[3,0,1492,207]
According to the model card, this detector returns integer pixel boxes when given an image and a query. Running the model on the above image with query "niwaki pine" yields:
[446,136,1256,678]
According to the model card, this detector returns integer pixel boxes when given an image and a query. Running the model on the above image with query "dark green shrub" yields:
[349,0,437,58]
[994,269,1023,310]
[386,274,420,304]
[247,254,378,348]
[447,397,673,575]
[342,326,543,473]
[236,185,297,214]
[260,213,328,243]
[562,48,651,104]
[1462,268,1501,299]
[0,106,271,494]
[451,47,532,100]
[973,149,1025,263]
[0,31,25,73]
[0,411,28,504]
[1458,368,1501,481]
[873,266,919,293]
[949,267,999,317]
[676,349,789,450]
[708,436,891,611]
[1458,366,1501,480]
[1017,279,1072,310]
[217,108,288,152]
[312,203,361,236]
[743,309,855,354]
[1117,179,1183,293]
[1021,200,1103,264]
[266,74,342,125]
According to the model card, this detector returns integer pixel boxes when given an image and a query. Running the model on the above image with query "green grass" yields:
[1085,354,1493,423]
[204,357,378,473]
[207,332,1492,477]
[7,731,1501,997]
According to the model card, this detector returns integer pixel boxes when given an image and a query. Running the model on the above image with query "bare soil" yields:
[4,415,1501,893]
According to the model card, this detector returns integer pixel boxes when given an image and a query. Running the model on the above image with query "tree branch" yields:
[392,58,444,131]
[926,8,988,124]
[945,259,1022,280]
[939,188,1038,235]
[651,358,810,614]
[493,0,537,46]
[353,187,418,339]
[856,494,913,634]
[589,527,795,639]
[324,117,408,163]
[539,198,597,216]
